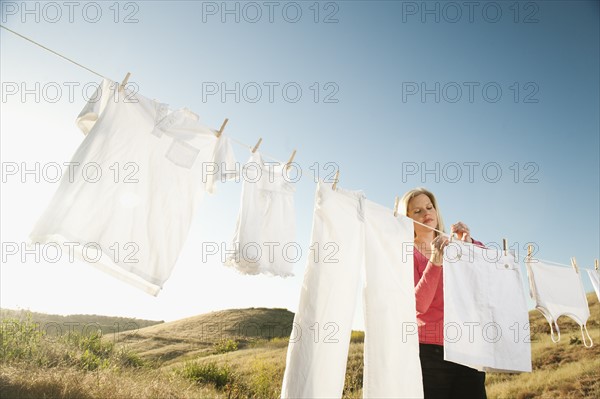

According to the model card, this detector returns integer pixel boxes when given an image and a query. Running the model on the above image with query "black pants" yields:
[419,344,487,399]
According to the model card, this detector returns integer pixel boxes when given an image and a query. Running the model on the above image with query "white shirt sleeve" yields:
[76,79,115,135]
[205,134,238,194]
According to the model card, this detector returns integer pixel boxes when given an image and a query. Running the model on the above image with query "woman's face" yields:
[407,193,438,234]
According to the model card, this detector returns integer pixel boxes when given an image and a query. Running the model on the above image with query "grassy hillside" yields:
[118,307,294,366]
[485,292,600,398]
[0,308,163,336]
[1,295,598,398]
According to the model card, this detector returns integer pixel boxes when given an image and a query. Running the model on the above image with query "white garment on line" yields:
[29,78,236,295]
[362,197,423,398]
[587,269,600,302]
[526,259,593,347]
[224,151,296,277]
[280,180,423,399]
[443,242,532,373]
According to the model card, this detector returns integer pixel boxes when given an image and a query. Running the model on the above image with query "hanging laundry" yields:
[362,197,423,398]
[29,79,236,295]
[526,259,593,347]
[224,151,296,277]
[443,242,532,373]
[280,180,423,399]
[587,269,600,302]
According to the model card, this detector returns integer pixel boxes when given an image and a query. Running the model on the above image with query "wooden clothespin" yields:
[570,257,579,274]
[595,259,599,271]
[216,118,228,138]
[393,196,400,217]
[118,72,131,92]
[332,170,340,190]
[503,238,508,256]
[285,149,297,170]
[252,138,262,153]
[527,244,533,260]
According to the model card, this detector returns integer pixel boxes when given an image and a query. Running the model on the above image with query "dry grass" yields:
[486,292,600,399]
[2,295,598,398]
[486,356,600,399]
[0,363,218,399]
[118,308,294,366]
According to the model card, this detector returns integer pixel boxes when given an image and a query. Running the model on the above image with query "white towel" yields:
[444,242,532,372]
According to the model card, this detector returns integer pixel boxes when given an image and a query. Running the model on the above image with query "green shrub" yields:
[115,347,146,368]
[214,338,238,354]
[76,331,114,358]
[80,348,110,371]
[180,361,232,390]
[1,316,43,362]
[1,315,147,372]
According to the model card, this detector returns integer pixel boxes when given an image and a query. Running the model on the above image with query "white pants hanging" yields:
[443,242,532,373]
[363,199,423,398]
[280,181,423,399]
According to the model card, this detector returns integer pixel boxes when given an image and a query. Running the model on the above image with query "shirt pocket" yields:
[165,139,200,169]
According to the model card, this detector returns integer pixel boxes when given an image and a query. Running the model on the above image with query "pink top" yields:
[414,239,484,346]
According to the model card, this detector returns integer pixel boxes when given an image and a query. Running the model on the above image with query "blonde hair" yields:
[400,187,446,236]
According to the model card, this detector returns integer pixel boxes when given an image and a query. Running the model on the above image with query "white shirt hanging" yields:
[29,79,236,295]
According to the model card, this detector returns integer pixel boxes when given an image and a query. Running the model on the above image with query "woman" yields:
[400,187,487,399]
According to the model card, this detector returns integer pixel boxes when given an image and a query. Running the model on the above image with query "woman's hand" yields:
[451,221,473,243]
[430,234,450,266]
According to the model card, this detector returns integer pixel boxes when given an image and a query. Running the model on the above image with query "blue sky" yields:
[1,1,598,328]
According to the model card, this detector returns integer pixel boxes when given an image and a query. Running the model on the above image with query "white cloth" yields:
[587,269,600,302]
[29,78,236,295]
[280,181,423,399]
[362,198,423,398]
[224,151,296,277]
[526,259,593,347]
[443,242,532,373]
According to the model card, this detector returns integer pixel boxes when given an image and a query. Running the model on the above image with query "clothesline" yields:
[0,25,106,79]
[413,218,596,271]
[0,24,288,165]
[228,136,286,165]
[2,24,597,274]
